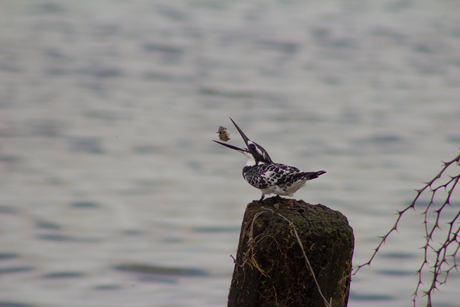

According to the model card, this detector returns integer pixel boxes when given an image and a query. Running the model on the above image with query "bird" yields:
[213,118,326,201]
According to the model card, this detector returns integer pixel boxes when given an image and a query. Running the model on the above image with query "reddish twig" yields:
[353,150,460,307]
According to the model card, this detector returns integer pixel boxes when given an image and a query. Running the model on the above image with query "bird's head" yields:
[213,118,273,165]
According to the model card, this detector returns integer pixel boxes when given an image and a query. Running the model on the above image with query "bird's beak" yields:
[213,140,249,154]
[229,118,250,147]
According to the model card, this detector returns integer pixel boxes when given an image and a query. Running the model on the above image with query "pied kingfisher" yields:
[214,118,326,201]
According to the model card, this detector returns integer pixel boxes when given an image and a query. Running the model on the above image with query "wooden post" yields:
[228,197,354,307]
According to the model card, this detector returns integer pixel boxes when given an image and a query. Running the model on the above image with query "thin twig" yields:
[353,150,460,307]
[276,211,332,307]
[250,207,332,307]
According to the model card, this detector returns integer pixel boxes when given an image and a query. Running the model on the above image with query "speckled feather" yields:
[214,118,326,200]
[243,163,325,191]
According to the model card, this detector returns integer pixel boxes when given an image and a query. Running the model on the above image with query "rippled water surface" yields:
[1,1,460,306]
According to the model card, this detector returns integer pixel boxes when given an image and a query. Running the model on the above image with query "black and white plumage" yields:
[214,118,326,201]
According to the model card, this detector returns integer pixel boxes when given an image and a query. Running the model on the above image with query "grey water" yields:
[1,1,460,306]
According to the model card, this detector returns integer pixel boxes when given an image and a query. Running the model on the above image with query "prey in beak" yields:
[214,118,273,165]
[213,118,326,202]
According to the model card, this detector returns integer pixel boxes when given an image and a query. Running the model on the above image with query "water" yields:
[1,1,460,306]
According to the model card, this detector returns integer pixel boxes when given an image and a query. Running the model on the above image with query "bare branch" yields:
[353,150,460,307]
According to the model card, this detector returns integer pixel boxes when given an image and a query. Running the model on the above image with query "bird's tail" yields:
[294,170,326,181]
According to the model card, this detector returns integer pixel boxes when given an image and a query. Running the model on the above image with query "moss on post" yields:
[228,197,354,307]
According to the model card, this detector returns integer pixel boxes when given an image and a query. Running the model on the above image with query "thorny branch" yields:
[353,150,460,306]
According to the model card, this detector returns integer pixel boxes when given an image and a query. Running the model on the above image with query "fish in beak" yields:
[213,117,251,155]
[214,118,273,165]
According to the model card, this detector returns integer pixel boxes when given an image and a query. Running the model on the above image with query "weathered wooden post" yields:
[228,197,354,307]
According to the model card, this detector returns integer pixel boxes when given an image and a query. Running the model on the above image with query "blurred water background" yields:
[1,1,460,306]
